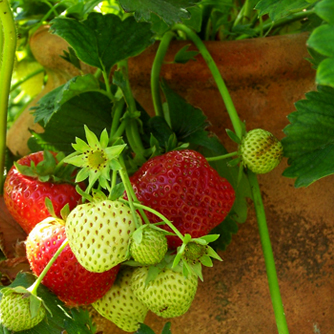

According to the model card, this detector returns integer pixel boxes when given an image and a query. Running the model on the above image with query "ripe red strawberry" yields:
[26,218,120,306]
[4,151,83,234]
[130,149,235,248]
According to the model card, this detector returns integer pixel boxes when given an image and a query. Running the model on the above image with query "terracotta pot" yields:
[7,30,333,334]
[6,26,95,156]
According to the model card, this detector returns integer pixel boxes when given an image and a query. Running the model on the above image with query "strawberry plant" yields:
[1,1,334,334]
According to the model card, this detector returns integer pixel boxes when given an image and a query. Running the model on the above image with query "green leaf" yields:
[29,92,113,154]
[173,44,199,64]
[316,57,334,87]
[315,0,334,23]
[60,47,81,70]
[307,24,334,58]
[32,74,101,126]
[136,323,156,334]
[255,0,313,20]
[161,322,172,334]
[0,273,94,334]
[282,85,334,187]
[50,13,154,73]
[117,0,201,25]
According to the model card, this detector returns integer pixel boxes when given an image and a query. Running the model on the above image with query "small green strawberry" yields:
[130,225,168,265]
[92,267,148,332]
[131,266,198,318]
[240,128,283,174]
[65,199,138,272]
[0,287,46,331]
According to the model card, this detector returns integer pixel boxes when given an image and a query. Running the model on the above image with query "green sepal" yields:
[60,204,70,221]
[45,197,56,217]
[206,246,223,261]
[173,44,199,64]
[227,157,241,167]
[199,255,213,267]
[109,182,125,201]
[226,129,242,144]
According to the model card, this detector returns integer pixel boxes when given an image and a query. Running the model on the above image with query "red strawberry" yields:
[25,218,120,306]
[130,149,235,248]
[4,151,83,234]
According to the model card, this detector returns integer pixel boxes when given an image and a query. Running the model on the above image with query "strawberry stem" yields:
[171,24,244,140]
[151,30,175,117]
[0,0,17,193]
[28,239,69,296]
[118,164,142,229]
[206,151,239,161]
[129,201,184,242]
[248,171,289,334]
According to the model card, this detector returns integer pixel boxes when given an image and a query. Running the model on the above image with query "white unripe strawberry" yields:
[65,200,138,272]
[0,289,46,331]
[92,267,148,332]
[131,266,198,318]
[240,128,283,174]
[130,226,168,265]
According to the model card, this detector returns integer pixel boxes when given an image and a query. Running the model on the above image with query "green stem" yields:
[118,164,142,229]
[10,68,45,92]
[248,171,289,334]
[172,24,244,139]
[206,151,238,161]
[0,1,17,193]
[151,31,175,117]
[131,201,184,241]
[100,63,114,101]
[29,239,69,295]
[110,98,125,139]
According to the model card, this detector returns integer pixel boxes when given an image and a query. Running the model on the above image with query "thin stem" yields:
[29,239,69,295]
[132,201,184,241]
[110,98,125,139]
[0,1,17,193]
[206,151,238,161]
[172,24,244,139]
[118,164,141,229]
[248,171,289,334]
[151,30,175,117]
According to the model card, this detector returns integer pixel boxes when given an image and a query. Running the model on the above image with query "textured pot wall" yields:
[95,33,334,334]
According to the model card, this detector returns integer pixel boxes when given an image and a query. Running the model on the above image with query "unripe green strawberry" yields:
[0,289,46,331]
[65,200,138,273]
[131,267,198,318]
[130,226,168,265]
[240,128,283,174]
[92,267,148,332]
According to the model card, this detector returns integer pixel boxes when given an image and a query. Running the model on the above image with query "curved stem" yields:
[118,163,142,229]
[248,171,289,334]
[151,31,175,117]
[0,1,17,193]
[206,151,238,161]
[29,239,69,295]
[172,24,244,139]
[131,201,184,241]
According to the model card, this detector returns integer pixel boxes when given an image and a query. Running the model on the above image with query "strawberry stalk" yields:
[28,238,69,296]
[151,30,175,117]
[0,0,16,192]
[169,24,290,334]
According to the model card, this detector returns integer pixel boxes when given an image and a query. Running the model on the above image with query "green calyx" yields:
[15,150,76,183]
[64,125,126,191]
[172,234,223,281]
